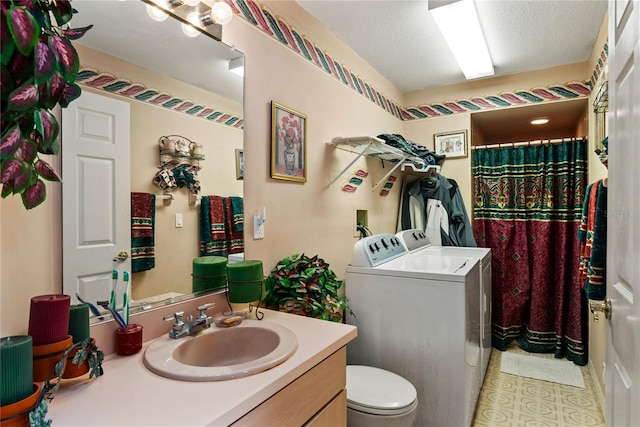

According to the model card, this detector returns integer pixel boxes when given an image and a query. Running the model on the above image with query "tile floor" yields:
[472,345,605,427]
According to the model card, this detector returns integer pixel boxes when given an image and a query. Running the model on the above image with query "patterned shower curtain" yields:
[472,138,588,365]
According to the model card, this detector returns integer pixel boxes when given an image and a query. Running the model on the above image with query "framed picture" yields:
[271,101,307,183]
[434,130,468,159]
[235,149,244,180]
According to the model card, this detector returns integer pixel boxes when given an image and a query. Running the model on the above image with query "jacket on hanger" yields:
[404,174,476,247]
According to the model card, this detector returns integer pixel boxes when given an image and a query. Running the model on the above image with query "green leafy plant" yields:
[29,338,103,427]
[1,0,92,209]
[264,253,352,322]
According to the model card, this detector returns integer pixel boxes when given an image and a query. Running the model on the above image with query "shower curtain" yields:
[472,138,588,365]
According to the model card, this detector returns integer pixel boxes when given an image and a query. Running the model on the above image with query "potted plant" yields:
[264,253,352,322]
[1,0,92,210]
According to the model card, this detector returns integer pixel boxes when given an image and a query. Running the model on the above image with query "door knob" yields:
[113,251,129,262]
[589,298,611,322]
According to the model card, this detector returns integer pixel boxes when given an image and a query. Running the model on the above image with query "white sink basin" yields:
[143,320,298,381]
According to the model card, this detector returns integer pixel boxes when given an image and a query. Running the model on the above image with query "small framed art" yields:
[434,130,468,159]
[271,101,307,183]
[235,149,244,180]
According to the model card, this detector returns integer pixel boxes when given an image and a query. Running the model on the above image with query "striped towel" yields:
[200,196,227,256]
[225,197,244,254]
[578,180,607,300]
[131,192,155,273]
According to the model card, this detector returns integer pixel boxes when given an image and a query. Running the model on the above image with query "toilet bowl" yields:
[346,365,418,427]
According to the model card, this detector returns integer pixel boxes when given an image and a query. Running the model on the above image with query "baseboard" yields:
[588,359,606,416]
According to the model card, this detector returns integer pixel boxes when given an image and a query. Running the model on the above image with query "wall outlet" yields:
[253,215,265,239]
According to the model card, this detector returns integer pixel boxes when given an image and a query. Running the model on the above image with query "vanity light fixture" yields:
[143,0,223,41]
[429,0,494,80]
[531,118,550,125]
[229,57,244,76]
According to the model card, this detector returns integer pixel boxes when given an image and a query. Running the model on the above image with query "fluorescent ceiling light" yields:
[229,57,244,76]
[430,0,494,80]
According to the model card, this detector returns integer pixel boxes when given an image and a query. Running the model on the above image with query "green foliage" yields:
[264,253,352,322]
[1,0,91,209]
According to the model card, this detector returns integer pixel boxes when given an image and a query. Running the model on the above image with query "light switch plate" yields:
[253,215,264,239]
[175,213,183,228]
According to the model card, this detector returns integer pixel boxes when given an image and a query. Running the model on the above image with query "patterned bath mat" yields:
[500,351,585,388]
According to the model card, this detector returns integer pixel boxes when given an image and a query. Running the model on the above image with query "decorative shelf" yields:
[327,136,439,190]
[593,80,608,113]
[159,149,205,162]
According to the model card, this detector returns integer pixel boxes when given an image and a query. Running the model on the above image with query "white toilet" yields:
[346,365,418,427]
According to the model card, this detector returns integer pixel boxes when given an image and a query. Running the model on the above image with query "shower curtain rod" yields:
[472,137,585,151]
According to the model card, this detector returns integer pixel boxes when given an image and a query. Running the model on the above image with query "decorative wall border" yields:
[230,0,608,121]
[590,42,608,88]
[76,68,244,129]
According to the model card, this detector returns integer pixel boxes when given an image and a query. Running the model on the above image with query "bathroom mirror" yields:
[64,1,244,320]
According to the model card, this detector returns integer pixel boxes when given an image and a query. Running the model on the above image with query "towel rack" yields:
[189,193,201,206]
[157,192,173,206]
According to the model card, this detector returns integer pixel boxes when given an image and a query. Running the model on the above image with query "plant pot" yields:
[62,338,95,379]
[0,382,42,427]
[32,335,72,382]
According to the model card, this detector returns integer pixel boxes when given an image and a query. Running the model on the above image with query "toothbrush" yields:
[122,271,130,326]
[75,293,104,320]
[96,301,127,329]
[110,269,118,310]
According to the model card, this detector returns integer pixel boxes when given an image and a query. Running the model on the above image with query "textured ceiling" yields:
[297,0,608,92]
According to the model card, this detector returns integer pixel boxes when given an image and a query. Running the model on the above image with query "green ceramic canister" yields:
[192,256,227,293]
[227,260,264,303]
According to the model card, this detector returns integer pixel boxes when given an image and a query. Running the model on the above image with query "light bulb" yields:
[182,0,200,5]
[211,2,233,25]
[181,12,201,37]
[146,4,168,22]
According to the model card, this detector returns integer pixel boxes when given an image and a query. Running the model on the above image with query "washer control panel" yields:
[395,229,432,252]
[351,234,407,267]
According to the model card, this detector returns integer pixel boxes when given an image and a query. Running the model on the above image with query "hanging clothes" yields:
[578,179,607,300]
[425,199,449,245]
[403,173,476,247]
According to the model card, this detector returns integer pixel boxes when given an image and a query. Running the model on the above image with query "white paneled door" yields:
[606,1,640,426]
[62,91,130,309]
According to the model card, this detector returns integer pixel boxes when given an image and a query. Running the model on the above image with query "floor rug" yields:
[500,351,585,388]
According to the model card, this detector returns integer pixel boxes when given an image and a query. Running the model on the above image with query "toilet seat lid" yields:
[346,365,418,415]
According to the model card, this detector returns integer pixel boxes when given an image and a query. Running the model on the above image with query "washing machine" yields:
[396,229,493,384]
[345,234,480,427]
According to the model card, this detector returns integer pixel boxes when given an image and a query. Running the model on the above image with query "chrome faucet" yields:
[163,303,215,339]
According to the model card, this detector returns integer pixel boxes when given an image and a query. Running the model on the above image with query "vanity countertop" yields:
[47,309,357,426]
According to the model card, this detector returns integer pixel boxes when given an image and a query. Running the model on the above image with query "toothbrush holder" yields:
[115,324,143,356]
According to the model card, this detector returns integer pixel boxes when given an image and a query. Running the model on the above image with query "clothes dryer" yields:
[345,234,480,427]
[395,229,493,383]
